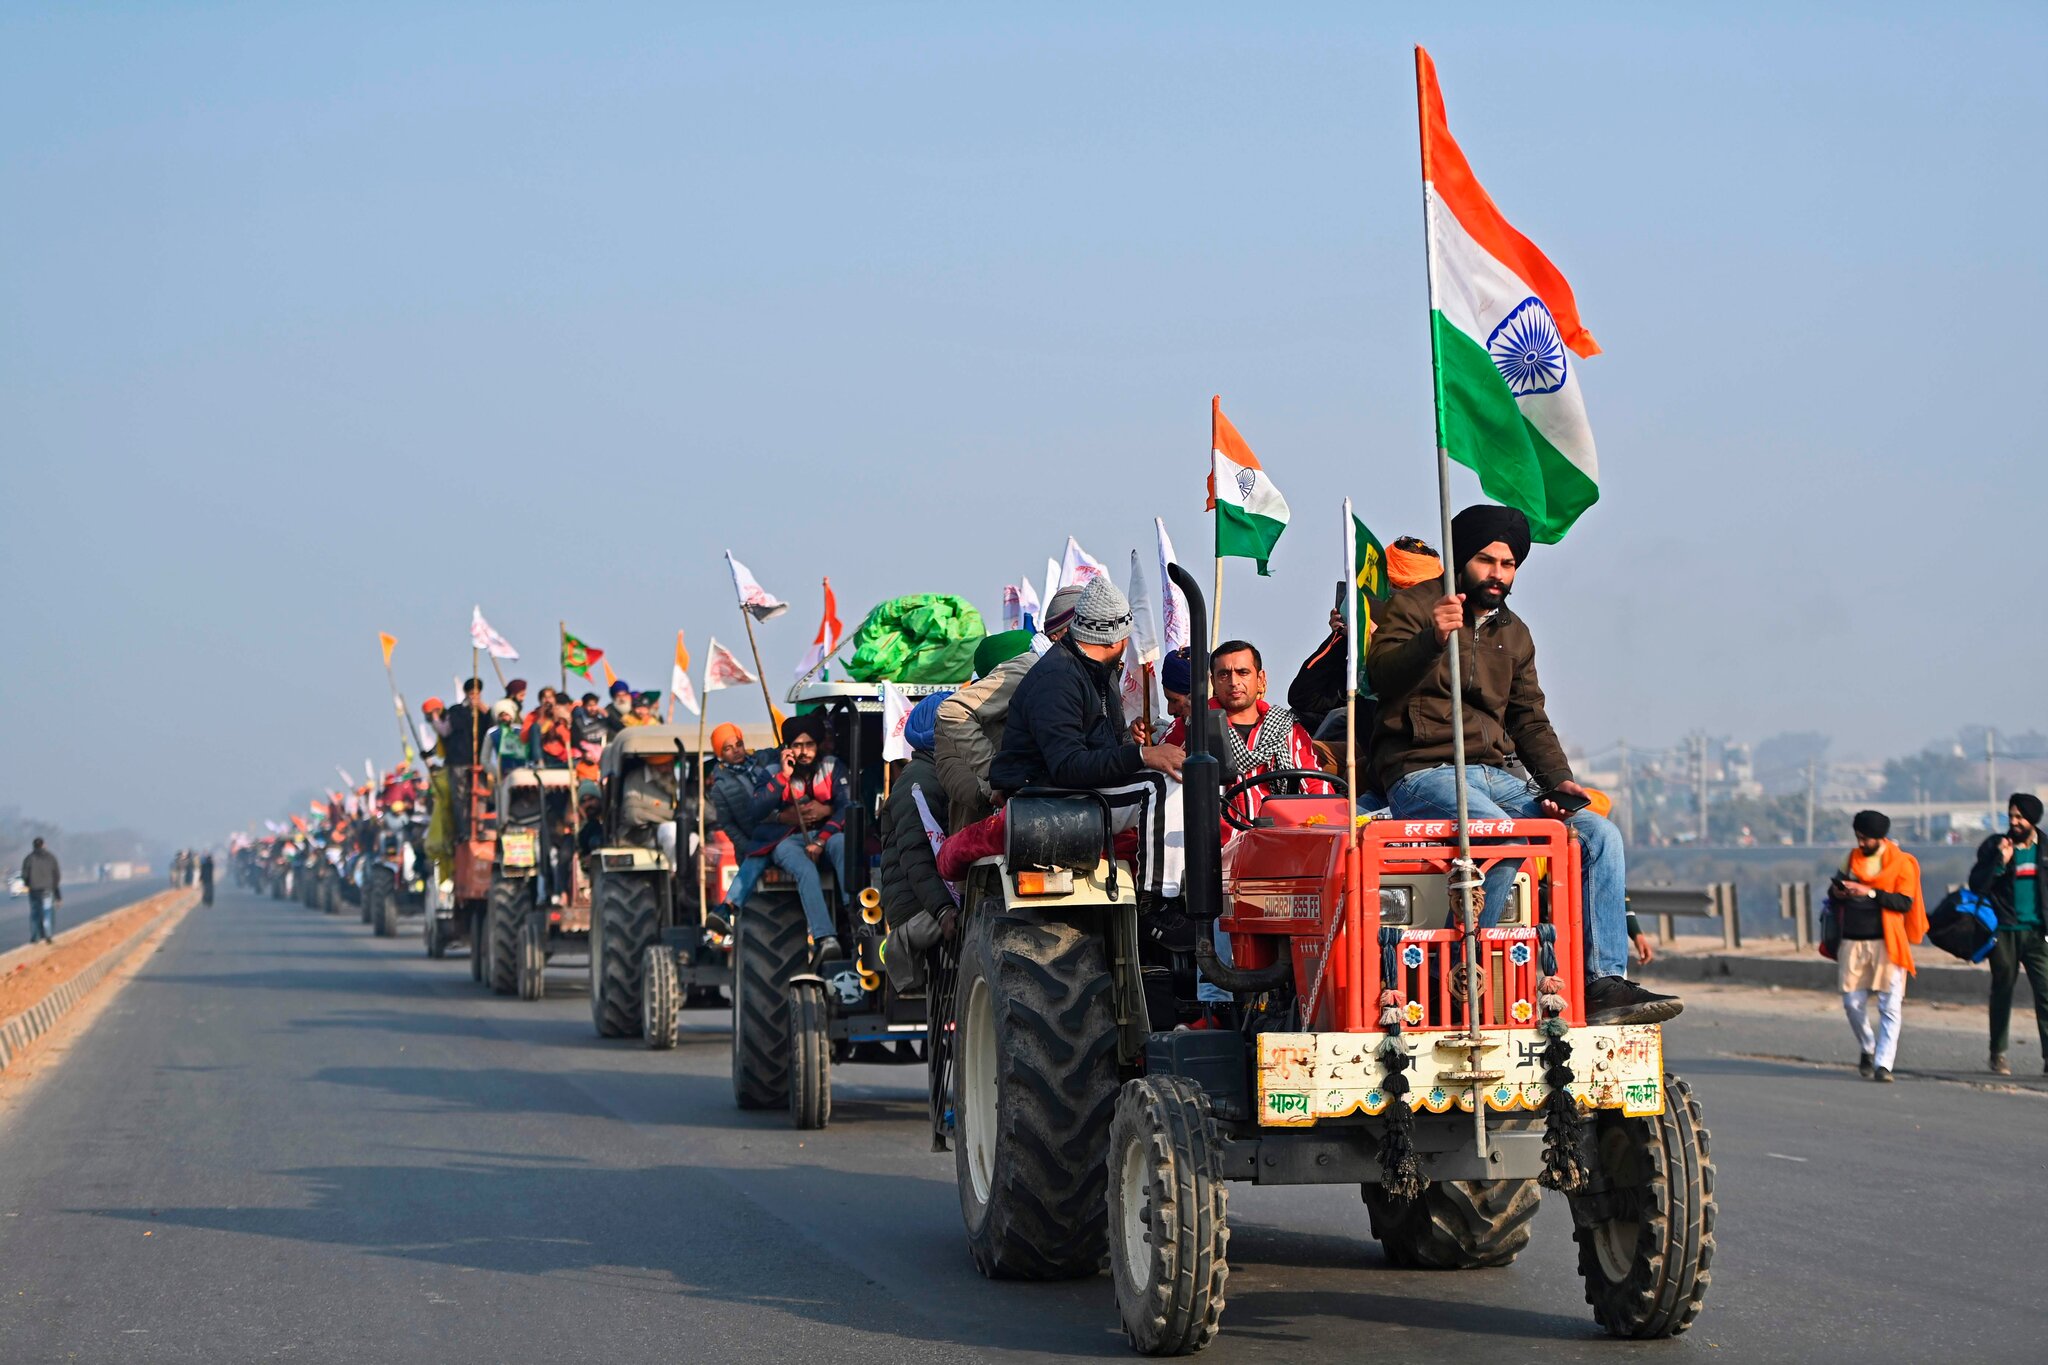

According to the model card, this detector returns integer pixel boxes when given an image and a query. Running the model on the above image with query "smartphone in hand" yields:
[1538,786,1592,815]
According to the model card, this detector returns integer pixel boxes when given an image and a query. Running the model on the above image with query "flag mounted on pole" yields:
[1155,518,1189,652]
[793,578,843,681]
[378,632,397,667]
[1352,512,1389,676]
[725,552,788,621]
[1058,536,1107,590]
[1208,397,1290,576]
[1418,45,1600,543]
[703,638,756,691]
[560,627,605,680]
[470,607,519,660]
[671,631,699,717]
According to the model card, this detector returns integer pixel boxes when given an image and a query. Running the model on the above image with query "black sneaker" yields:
[1858,1051,1874,1078]
[1584,975,1683,1026]
[1874,1067,1894,1083]
[813,935,843,966]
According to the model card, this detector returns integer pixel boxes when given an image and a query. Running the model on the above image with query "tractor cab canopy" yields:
[600,724,688,838]
[499,766,575,827]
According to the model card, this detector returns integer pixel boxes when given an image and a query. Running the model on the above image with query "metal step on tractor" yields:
[936,565,1713,1355]
[729,682,951,1131]
[485,766,590,1001]
[585,726,710,1039]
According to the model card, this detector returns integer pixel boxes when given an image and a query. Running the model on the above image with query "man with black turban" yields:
[1969,792,2048,1075]
[1832,809,1926,1082]
[1366,502,1680,1026]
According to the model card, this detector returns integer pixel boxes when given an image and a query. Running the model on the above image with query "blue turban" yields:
[1161,647,1193,697]
[905,691,951,754]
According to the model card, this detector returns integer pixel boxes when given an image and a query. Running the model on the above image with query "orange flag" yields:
[378,632,397,667]
[601,659,618,689]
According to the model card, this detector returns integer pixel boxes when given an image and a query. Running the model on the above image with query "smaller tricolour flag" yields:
[725,552,788,621]
[1059,536,1107,589]
[471,606,519,660]
[1207,397,1291,576]
[793,578,843,681]
[670,631,699,717]
[703,638,756,691]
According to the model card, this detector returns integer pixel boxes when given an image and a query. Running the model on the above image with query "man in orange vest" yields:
[1834,809,1928,1083]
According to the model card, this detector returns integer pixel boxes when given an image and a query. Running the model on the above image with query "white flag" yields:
[470,606,520,660]
[1014,578,1041,632]
[910,784,961,906]
[725,551,788,621]
[1121,551,1167,727]
[1043,557,1061,613]
[671,665,700,717]
[1156,517,1189,653]
[1001,586,1023,632]
[880,682,914,763]
[1059,536,1107,589]
[704,638,756,691]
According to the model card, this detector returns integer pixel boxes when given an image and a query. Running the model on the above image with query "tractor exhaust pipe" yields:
[1167,562,1222,923]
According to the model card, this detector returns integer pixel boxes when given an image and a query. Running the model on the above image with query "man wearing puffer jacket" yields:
[879,694,956,996]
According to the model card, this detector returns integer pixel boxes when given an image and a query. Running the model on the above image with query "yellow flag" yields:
[378,632,397,667]
[769,703,787,742]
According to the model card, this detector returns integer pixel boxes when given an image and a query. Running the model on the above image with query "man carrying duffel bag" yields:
[1968,792,2048,1077]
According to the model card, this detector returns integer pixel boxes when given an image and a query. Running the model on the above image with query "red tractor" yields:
[939,565,1712,1355]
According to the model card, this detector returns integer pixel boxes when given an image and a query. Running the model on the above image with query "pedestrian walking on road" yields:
[20,838,60,945]
[1968,792,2048,1076]
[199,853,215,906]
[1832,810,1927,1082]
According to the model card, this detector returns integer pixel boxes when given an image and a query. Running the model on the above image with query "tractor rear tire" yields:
[642,946,679,1050]
[1363,1178,1540,1270]
[788,980,831,1130]
[374,885,399,939]
[323,879,340,915]
[591,873,659,1039]
[467,906,485,982]
[954,903,1120,1280]
[365,866,395,935]
[486,880,524,995]
[424,911,446,959]
[731,891,810,1109]
[1109,1075,1229,1356]
[516,915,547,1001]
[1571,1074,1715,1338]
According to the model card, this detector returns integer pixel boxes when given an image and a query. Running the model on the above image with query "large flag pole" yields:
[739,610,783,745]
[1417,44,1487,1158]
[1209,397,1224,647]
[695,679,711,920]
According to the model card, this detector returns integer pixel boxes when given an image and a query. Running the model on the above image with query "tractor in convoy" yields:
[434,766,496,977]
[484,765,589,1000]
[936,566,1713,1355]
[729,681,951,1130]
[363,791,434,939]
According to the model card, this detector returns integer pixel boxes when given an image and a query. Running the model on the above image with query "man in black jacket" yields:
[438,678,493,838]
[989,577,1185,903]
[20,838,60,945]
[1968,792,2048,1075]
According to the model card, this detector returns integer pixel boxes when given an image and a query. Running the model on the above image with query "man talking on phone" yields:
[1367,503,1680,1025]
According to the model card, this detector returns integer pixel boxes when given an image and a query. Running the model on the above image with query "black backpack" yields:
[1925,887,1998,964]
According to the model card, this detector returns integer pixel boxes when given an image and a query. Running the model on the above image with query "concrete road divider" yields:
[0,888,200,1073]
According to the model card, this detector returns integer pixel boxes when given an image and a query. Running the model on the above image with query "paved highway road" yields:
[0,876,172,952]
[0,887,2042,1363]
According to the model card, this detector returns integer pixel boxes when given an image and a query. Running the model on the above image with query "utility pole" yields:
[1695,733,1711,846]
[1805,758,1817,846]
[1617,739,1632,844]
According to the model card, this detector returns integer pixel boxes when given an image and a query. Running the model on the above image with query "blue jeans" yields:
[769,832,846,941]
[724,855,767,917]
[28,893,55,943]
[1386,764,1629,980]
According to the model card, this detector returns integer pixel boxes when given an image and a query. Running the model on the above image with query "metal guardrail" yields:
[1626,883,1740,949]
[1779,882,1813,951]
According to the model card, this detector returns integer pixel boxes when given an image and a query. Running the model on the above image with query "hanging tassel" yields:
[1375,1036,1427,1198]
[1532,924,1587,1192]
[1378,988,1404,1030]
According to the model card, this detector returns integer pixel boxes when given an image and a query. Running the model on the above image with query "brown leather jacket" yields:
[1364,582,1572,793]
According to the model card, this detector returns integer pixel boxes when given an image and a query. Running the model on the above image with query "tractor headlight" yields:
[1378,885,1414,925]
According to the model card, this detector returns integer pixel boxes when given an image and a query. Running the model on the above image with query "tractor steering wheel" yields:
[1219,767,1350,832]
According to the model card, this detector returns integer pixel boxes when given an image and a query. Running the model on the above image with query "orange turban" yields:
[710,722,745,754]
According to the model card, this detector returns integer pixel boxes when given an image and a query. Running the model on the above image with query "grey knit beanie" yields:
[1069,577,1132,646]
[1043,585,1086,638]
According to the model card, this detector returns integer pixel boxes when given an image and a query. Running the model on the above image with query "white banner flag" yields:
[1121,550,1167,728]
[1059,536,1107,589]
[880,682,913,763]
[1156,517,1190,653]
[671,665,701,716]
[1015,578,1041,632]
[725,551,788,621]
[470,606,520,660]
[704,638,756,691]
[1043,557,1060,614]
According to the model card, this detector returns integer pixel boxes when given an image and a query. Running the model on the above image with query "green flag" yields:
[1353,514,1389,680]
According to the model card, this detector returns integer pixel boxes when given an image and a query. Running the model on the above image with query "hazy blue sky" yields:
[4,3,2044,845]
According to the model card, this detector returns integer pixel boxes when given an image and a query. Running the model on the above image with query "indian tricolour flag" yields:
[1418,46,1600,544]
[1206,397,1290,575]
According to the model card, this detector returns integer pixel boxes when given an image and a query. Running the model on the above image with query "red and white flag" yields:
[670,631,700,717]
[880,682,913,763]
[704,638,756,692]
[793,577,843,680]
[1155,518,1189,653]
[470,606,519,660]
[725,552,788,621]
[1059,536,1107,589]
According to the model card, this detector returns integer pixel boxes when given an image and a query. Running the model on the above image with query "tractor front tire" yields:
[424,911,446,959]
[467,906,485,982]
[485,880,525,995]
[591,873,659,1039]
[365,867,396,935]
[1571,1075,1715,1338]
[1363,1178,1540,1270]
[516,915,547,1001]
[789,980,831,1131]
[954,903,1120,1280]
[642,945,679,1050]
[1109,1075,1229,1355]
[731,891,810,1109]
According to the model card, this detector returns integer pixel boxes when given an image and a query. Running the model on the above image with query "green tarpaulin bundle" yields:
[845,594,986,683]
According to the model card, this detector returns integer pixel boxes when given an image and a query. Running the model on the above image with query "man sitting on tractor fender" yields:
[1367,502,1681,1027]
[935,584,1084,826]
[740,713,848,962]
[986,576,1187,906]
[707,723,776,918]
